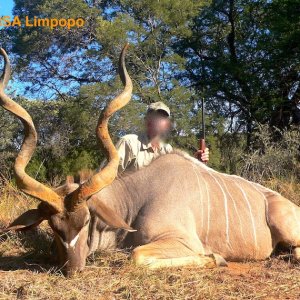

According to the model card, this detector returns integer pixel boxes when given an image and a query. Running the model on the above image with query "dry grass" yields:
[264,178,300,206]
[1,243,300,300]
[1,180,300,300]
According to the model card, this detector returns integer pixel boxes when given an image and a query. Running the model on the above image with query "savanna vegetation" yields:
[0,0,299,299]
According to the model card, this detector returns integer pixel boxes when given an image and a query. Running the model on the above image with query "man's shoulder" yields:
[162,142,173,153]
[118,134,143,149]
[120,134,140,143]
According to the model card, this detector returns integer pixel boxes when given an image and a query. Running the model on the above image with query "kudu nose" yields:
[64,266,84,277]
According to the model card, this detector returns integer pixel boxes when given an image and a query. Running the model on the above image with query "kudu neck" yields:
[99,172,148,225]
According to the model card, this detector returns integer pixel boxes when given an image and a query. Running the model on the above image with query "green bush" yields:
[239,125,300,183]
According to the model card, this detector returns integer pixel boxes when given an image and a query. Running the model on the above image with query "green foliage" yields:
[60,150,98,176]
[0,96,103,182]
[26,158,47,182]
[239,125,300,182]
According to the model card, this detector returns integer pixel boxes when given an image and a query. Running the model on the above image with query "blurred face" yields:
[145,111,171,141]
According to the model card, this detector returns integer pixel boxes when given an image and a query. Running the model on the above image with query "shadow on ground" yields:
[0,227,61,274]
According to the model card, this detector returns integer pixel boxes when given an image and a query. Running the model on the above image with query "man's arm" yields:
[115,138,133,173]
[165,143,209,163]
[165,143,173,153]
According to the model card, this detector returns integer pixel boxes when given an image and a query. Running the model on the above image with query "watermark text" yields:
[0,16,85,29]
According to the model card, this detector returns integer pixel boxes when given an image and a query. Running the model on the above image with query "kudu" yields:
[1,46,300,276]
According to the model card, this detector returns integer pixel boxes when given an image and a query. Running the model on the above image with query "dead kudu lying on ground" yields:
[1,45,300,277]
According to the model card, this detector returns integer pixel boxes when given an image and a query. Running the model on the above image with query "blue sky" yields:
[0,0,14,16]
[0,1,34,98]
[0,0,81,99]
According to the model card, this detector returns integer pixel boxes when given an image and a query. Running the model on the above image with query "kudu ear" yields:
[89,202,136,232]
[0,209,44,233]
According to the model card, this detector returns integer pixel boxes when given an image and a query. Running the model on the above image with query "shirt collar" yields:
[139,133,163,151]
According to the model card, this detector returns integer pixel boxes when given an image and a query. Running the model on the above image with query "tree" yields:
[175,0,299,146]
[0,0,299,180]
[2,0,217,164]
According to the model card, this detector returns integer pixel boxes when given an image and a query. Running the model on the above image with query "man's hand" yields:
[194,148,209,163]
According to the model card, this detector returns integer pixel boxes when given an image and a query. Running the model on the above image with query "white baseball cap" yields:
[147,101,170,117]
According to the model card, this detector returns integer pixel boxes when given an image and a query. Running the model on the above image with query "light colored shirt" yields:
[101,133,173,174]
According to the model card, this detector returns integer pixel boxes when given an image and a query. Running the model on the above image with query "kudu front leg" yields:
[267,195,300,261]
[132,238,226,269]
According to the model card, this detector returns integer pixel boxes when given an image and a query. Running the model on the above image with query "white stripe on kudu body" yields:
[190,157,252,249]
[174,151,276,259]
[233,181,258,248]
[191,166,205,234]
[218,175,246,244]
[203,174,211,245]
[95,150,300,268]
[207,172,231,248]
[251,182,270,224]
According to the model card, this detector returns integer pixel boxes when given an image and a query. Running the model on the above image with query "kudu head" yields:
[0,44,134,276]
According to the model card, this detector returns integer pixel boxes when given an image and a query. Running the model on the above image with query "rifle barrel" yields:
[201,96,205,140]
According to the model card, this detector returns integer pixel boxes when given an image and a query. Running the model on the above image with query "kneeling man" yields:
[102,102,209,174]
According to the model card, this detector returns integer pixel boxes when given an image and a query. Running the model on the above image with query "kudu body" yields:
[1,46,300,275]
[67,151,300,269]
